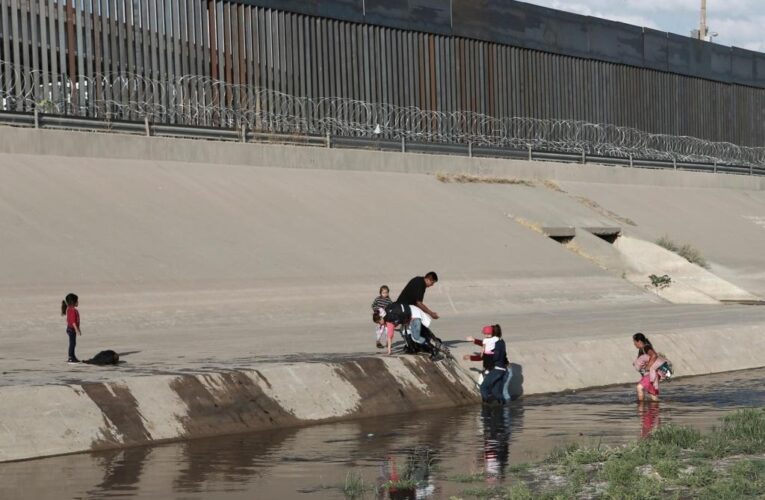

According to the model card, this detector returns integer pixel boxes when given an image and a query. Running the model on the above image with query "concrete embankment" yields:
[0,356,478,463]
[1,126,765,463]
[3,318,765,464]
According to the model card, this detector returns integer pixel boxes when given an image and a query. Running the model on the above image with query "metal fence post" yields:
[528,145,532,161]
[326,132,331,148]
[468,141,473,158]
[401,137,405,153]
[714,161,717,173]
[144,116,151,137]
[581,149,586,164]
[629,154,633,168]
[241,123,247,143]
[33,108,39,129]
[673,158,677,170]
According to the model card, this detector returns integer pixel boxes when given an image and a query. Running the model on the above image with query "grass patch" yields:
[698,408,765,458]
[436,172,535,186]
[656,235,710,269]
[573,195,637,226]
[342,471,372,498]
[479,410,765,498]
[541,179,565,192]
[510,215,544,235]
[450,472,487,483]
[697,459,765,500]
[564,241,606,270]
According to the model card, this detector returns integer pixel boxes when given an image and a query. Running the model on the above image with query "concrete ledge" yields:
[512,325,765,395]
[1,126,762,190]
[0,356,477,463]
[3,323,764,464]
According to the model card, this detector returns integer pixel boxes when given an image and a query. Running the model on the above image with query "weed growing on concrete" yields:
[435,172,535,186]
[342,471,371,498]
[449,472,487,483]
[540,179,566,193]
[564,241,607,270]
[649,273,672,289]
[656,235,710,269]
[509,215,544,235]
[573,195,637,226]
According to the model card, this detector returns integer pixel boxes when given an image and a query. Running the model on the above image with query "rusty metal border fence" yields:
[0,1,764,170]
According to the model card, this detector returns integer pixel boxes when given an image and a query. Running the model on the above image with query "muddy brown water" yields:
[3,368,765,499]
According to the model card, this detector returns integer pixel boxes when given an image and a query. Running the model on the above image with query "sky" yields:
[521,0,765,52]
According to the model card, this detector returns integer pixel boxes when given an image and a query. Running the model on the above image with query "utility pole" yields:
[692,0,717,42]
[699,0,708,40]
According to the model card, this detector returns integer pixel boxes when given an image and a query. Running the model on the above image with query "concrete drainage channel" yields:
[0,356,478,464]
[541,226,763,305]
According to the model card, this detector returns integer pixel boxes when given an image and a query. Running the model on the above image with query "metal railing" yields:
[2,109,763,177]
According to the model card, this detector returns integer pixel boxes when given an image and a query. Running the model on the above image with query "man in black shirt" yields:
[397,271,439,320]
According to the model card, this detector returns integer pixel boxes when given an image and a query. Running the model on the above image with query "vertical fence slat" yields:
[125,0,135,118]
[192,0,202,123]
[172,0,181,122]
[92,0,102,111]
[19,0,30,109]
[216,1,224,119]
[38,0,49,103]
[10,0,22,110]
[29,0,39,105]
[185,0,195,123]
[84,0,94,115]
[230,1,239,116]
[2,0,13,105]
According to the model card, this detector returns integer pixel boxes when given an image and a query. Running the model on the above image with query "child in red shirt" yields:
[61,293,81,363]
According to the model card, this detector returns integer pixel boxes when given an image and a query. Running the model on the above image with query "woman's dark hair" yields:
[632,332,649,344]
[492,324,502,338]
[61,293,78,316]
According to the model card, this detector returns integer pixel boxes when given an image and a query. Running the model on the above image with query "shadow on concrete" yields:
[508,363,524,401]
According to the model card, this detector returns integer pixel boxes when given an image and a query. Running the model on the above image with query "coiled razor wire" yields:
[1,60,764,168]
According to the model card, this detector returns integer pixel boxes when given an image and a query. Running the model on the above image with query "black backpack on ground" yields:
[84,350,120,365]
[384,302,412,326]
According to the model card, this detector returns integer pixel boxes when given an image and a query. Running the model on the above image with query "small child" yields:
[371,285,392,349]
[61,293,82,363]
[464,325,499,374]
[465,325,511,403]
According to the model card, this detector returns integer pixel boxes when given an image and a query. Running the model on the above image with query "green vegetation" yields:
[456,408,765,499]
[656,235,710,269]
[342,471,373,499]
[435,172,535,186]
[450,472,488,483]
[649,273,672,289]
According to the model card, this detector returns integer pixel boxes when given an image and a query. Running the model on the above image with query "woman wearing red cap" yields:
[465,325,509,403]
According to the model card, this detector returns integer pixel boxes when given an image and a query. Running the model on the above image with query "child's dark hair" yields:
[372,311,382,323]
[492,324,502,338]
[632,332,649,344]
[379,285,389,294]
[61,293,78,316]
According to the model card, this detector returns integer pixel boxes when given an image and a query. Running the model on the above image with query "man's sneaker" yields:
[67,358,80,364]
[376,342,384,349]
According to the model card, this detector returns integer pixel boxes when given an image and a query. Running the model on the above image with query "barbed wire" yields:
[1,59,763,167]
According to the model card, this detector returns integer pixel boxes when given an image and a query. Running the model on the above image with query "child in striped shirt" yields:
[371,285,392,348]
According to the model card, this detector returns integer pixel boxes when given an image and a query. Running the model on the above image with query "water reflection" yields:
[91,447,151,496]
[2,368,764,500]
[638,401,661,438]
